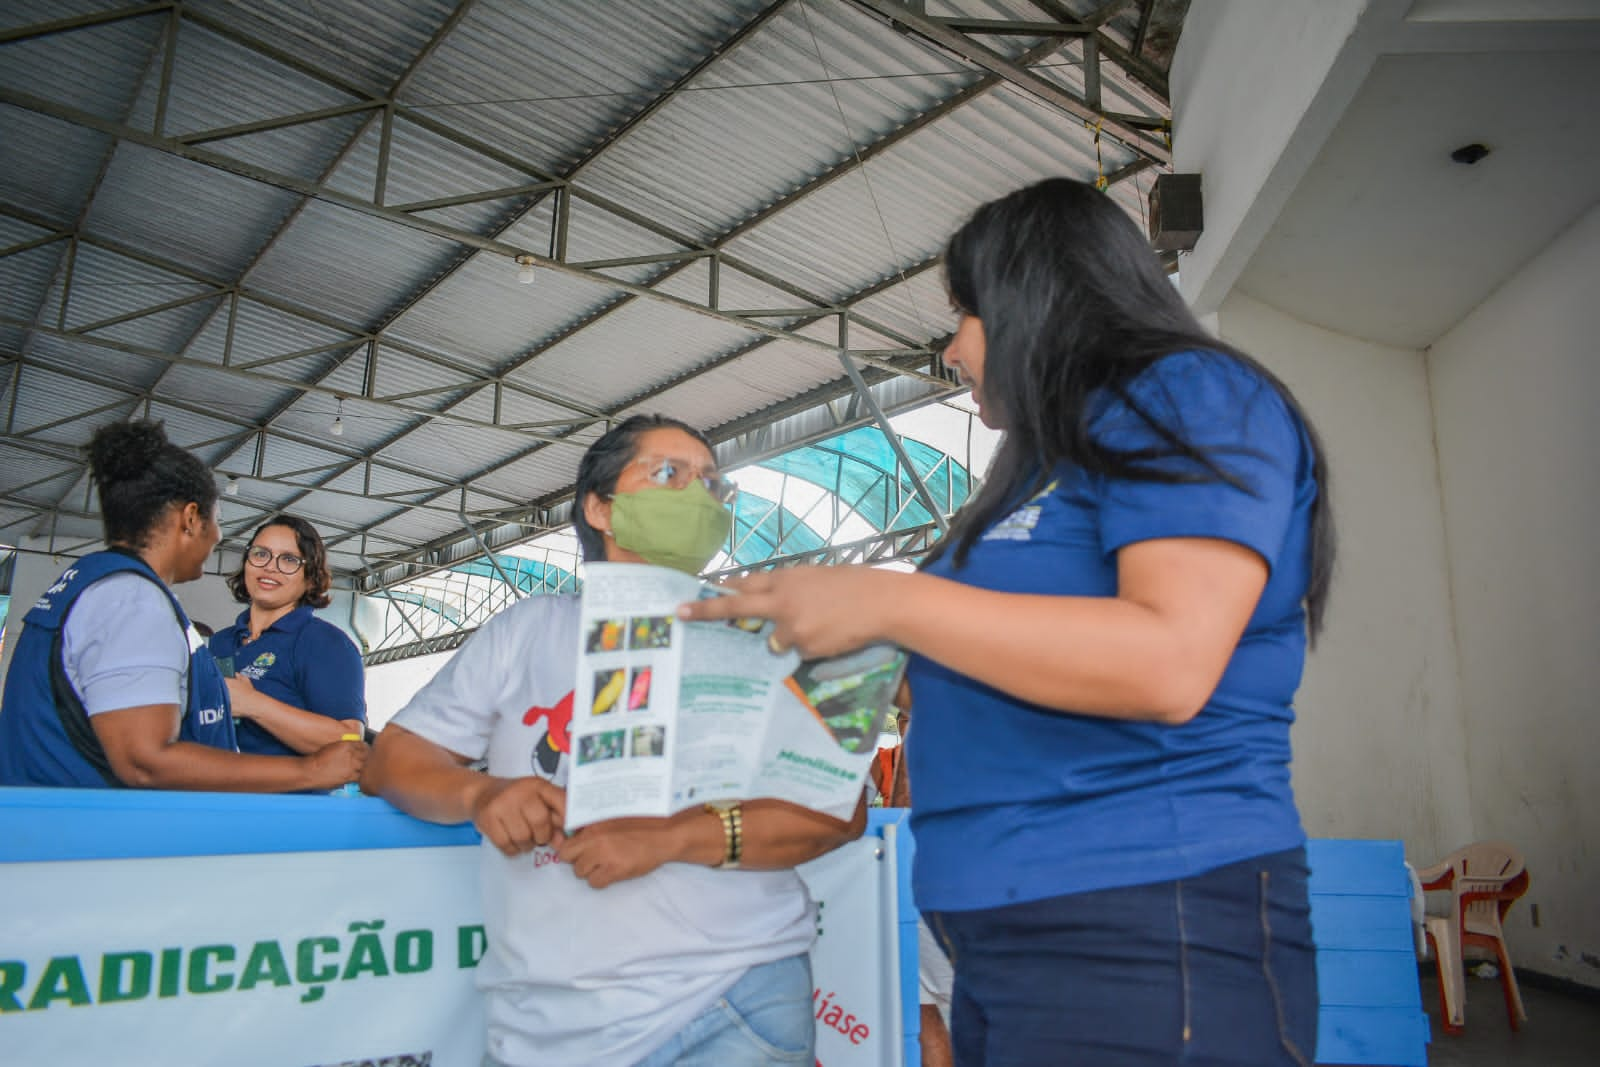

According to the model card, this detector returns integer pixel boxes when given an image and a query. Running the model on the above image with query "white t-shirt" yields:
[392,594,816,1067]
[61,573,191,714]
[917,918,953,1025]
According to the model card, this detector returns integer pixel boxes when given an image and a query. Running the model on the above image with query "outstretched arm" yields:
[92,704,364,792]
[682,536,1269,725]
[363,724,567,852]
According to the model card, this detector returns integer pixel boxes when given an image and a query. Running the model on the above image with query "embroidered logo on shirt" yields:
[43,569,79,597]
[34,567,80,610]
[981,480,1058,543]
[240,651,277,680]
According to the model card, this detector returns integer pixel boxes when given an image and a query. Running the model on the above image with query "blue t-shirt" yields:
[209,605,367,758]
[906,351,1318,912]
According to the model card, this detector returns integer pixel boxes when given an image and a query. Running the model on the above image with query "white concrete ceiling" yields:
[1237,7,1600,350]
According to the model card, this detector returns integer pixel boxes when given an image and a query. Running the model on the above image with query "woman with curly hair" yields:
[209,514,367,758]
[0,421,364,792]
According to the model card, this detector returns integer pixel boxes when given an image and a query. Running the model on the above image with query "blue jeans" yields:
[632,953,814,1067]
[926,848,1318,1067]
[479,954,814,1067]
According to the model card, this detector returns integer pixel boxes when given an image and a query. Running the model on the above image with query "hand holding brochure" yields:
[565,563,906,830]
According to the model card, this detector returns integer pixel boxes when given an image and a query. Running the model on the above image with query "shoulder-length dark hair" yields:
[572,414,716,563]
[87,420,219,549]
[228,514,333,609]
[927,177,1335,637]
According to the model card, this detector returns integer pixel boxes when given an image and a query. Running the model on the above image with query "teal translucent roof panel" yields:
[728,491,825,565]
[451,557,580,595]
[382,589,463,624]
[756,427,971,532]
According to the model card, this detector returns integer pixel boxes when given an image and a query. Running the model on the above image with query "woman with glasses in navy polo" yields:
[209,515,368,762]
[0,423,363,793]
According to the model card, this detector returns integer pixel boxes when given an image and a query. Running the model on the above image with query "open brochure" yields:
[565,562,906,830]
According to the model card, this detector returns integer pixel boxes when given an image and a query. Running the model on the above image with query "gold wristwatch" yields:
[704,801,743,869]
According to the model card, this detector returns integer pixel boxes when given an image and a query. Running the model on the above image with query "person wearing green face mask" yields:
[364,414,867,1067]
[596,452,735,575]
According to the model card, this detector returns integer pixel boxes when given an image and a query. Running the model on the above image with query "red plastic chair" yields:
[1417,841,1530,1032]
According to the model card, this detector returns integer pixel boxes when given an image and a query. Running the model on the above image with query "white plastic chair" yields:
[1416,841,1530,1032]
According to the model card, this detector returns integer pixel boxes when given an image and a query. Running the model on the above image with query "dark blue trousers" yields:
[925,848,1318,1067]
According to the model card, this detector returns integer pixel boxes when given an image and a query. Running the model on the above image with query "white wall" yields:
[1426,203,1600,985]
[365,651,454,732]
[1170,0,1385,314]
[1212,294,1475,866]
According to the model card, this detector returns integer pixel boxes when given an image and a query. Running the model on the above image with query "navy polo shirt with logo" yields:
[209,604,367,757]
[906,350,1320,913]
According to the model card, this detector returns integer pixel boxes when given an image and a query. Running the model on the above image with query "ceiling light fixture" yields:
[1450,143,1490,165]
[331,397,345,437]
[515,254,537,284]
[224,476,241,497]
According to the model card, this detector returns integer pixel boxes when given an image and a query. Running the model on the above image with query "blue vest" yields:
[0,549,236,788]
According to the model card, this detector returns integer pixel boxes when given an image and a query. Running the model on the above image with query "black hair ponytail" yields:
[87,420,218,548]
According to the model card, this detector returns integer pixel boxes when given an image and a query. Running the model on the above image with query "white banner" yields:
[3,846,485,1067]
[798,827,906,1067]
[3,832,910,1067]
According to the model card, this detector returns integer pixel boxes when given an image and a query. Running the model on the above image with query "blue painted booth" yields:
[1306,838,1430,1065]
[0,790,1425,1066]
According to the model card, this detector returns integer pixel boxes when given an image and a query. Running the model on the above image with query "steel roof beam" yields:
[0,3,168,46]
[0,313,585,444]
[354,359,954,593]
[0,0,1169,583]
[360,515,946,665]
[9,0,1062,451]
[0,203,607,420]
[6,1,810,565]
[23,0,501,552]
[0,346,533,508]
[847,0,1170,162]
[153,1,806,561]
[403,33,1099,460]
[346,252,952,586]
[0,92,912,379]
[175,99,385,147]
[934,18,1093,35]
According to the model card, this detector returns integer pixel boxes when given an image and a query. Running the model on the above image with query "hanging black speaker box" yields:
[1148,173,1203,252]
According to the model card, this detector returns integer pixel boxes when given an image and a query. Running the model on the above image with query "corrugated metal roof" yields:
[0,11,157,122]
[386,246,629,374]
[247,199,467,326]
[403,0,776,175]
[88,146,303,280]
[0,0,1184,585]
[0,446,81,496]
[507,295,766,411]
[187,0,457,98]
[183,298,361,368]
[10,362,133,435]
[578,1,986,243]
[21,333,166,396]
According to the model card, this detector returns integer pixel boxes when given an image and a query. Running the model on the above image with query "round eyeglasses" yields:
[245,545,305,575]
[632,456,737,503]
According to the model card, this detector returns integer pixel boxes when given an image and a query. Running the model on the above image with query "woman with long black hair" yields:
[686,177,1334,1066]
[0,420,365,792]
